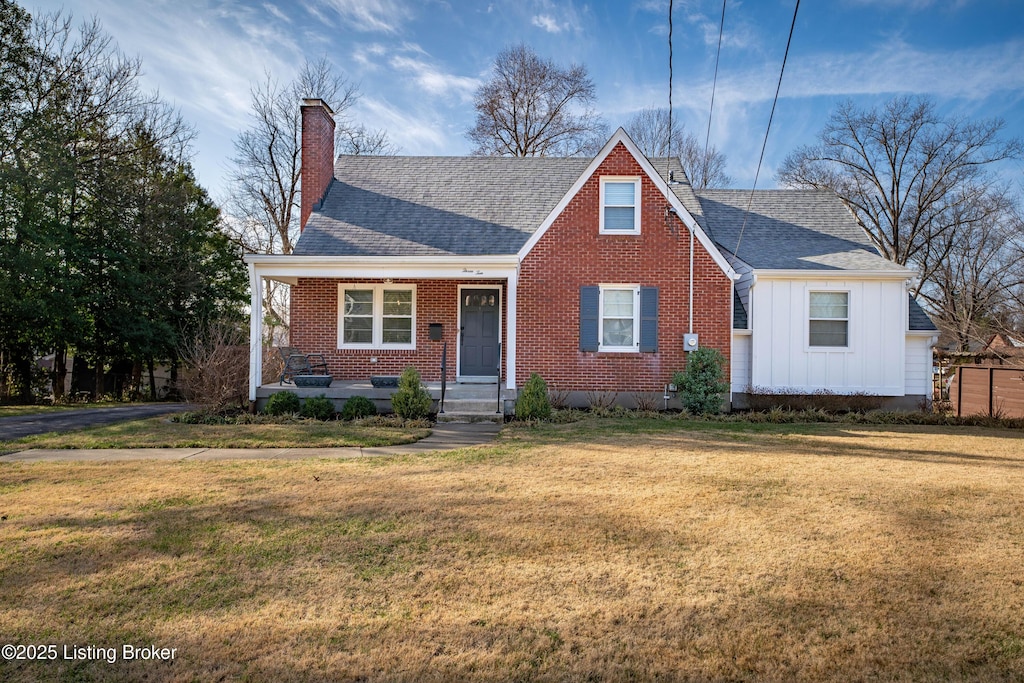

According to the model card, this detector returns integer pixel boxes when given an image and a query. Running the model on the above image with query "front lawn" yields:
[1,418,1022,681]
[0,416,430,451]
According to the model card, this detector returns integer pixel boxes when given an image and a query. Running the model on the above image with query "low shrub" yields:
[674,347,729,415]
[391,366,433,420]
[341,395,377,420]
[264,390,301,416]
[516,373,552,420]
[300,394,335,420]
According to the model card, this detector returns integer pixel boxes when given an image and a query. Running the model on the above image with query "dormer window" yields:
[600,177,641,234]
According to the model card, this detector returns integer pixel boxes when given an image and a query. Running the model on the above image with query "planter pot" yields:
[294,375,332,388]
[371,376,399,388]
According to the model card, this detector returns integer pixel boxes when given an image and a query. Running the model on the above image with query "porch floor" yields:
[255,380,516,418]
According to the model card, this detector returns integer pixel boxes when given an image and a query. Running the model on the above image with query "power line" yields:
[666,0,674,183]
[734,0,800,258]
[703,0,727,188]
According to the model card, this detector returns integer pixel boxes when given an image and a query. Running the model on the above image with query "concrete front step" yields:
[436,412,504,424]
[440,398,503,413]
[434,384,505,401]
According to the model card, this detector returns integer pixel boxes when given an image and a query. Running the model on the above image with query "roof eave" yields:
[753,267,915,279]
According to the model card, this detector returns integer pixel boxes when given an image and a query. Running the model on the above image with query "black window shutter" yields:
[640,286,658,352]
[580,286,599,352]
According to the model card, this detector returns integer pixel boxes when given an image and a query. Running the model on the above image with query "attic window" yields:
[600,177,641,234]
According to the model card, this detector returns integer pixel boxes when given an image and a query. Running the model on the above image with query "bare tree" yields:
[778,97,1022,294]
[224,57,395,342]
[625,107,731,188]
[468,43,607,157]
[924,191,1024,350]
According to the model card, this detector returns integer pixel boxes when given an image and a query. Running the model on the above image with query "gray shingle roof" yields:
[295,155,911,280]
[696,190,907,272]
[733,290,748,329]
[908,296,938,331]
[293,155,590,256]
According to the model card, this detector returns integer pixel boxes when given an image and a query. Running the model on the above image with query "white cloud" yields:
[303,0,413,33]
[532,14,562,33]
[355,97,457,154]
[262,2,291,23]
[352,43,389,69]
[388,54,481,102]
[700,38,1024,106]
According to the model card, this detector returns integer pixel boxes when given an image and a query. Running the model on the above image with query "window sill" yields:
[337,344,416,352]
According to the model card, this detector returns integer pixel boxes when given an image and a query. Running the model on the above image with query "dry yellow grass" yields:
[1,419,1022,681]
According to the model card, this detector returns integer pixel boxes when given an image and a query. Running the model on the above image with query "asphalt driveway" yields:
[0,403,191,440]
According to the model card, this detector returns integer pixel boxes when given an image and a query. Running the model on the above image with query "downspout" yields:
[689,225,694,335]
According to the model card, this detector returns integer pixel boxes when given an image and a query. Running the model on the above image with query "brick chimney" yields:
[300,98,336,231]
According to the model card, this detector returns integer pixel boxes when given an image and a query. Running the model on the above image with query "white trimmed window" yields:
[600,177,641,234]
[599,285,640,352]
[808,291,849,347]
[339,284,416,349]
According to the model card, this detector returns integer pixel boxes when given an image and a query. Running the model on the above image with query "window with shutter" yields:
[581,286,658,353]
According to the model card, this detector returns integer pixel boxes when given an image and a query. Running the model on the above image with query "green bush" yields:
[515,372,552,420]
[300,394,335,420]
[264,390,300,416]
[391,366,433,420]
[340,395,377,420]
[673,347,729,415]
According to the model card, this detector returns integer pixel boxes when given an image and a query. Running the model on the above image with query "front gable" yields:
[514,129,735,392]
[518,128,734,278]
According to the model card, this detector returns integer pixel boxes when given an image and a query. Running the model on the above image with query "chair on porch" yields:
[278,346,329,385]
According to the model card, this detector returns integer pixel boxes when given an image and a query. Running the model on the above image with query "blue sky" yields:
[25,0,1024,200]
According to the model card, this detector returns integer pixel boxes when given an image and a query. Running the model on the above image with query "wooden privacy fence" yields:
[951,365,1024,418]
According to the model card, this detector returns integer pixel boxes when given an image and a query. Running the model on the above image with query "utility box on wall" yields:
[428,323,443,341]
[683,333,699,352]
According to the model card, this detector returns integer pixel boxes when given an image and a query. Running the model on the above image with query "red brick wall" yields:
[300,100,336,231]
[289,278,507,382]
[517,142,732,393]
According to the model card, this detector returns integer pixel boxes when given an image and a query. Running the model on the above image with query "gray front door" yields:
[460,288,500,377]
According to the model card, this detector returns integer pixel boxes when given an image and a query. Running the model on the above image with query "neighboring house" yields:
[244,99,937,411]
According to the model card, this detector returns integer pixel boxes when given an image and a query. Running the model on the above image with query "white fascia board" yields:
[907,330,939,338]
[516,127,736,280]
[753,268,915,280]
[732,328,753,336]
[247,254,519,281]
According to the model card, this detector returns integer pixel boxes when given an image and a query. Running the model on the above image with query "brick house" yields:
[244,99,937,414]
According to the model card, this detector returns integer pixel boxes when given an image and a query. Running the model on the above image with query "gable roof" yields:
[294,156,590,257]
[696,189,909,273]
[514,128,734,277]
[293,133,910,281]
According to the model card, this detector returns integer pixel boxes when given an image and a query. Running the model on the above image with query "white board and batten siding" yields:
[749,277,908,396]
[904,334,934,396]
[731,332,752,394]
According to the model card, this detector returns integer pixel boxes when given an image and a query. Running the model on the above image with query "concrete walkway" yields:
[1,422,502,463]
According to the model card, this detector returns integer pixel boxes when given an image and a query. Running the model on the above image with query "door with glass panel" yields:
[459,288,499,378]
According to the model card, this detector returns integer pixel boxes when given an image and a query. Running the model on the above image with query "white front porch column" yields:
[506,267,518,390]
[248,265,263,403]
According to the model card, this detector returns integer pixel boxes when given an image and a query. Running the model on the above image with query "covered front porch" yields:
[255,380,517,419]
[245,255,523,415]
